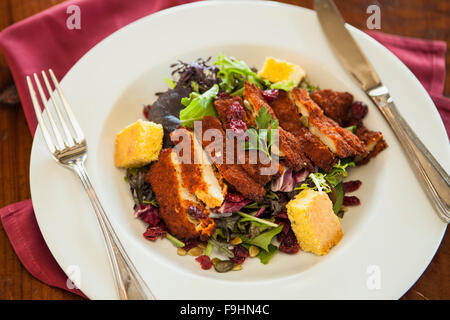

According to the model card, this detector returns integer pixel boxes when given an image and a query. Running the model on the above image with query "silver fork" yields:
[27,69,154,300]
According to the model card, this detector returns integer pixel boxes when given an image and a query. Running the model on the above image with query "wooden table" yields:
[0,0,448,300]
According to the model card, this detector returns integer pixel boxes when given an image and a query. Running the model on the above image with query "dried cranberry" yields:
[135,204,160,227]
[225,192,246,203]
[231,245,249,264]
[183,239,199,251]
[278,230,300,254]
[195,255,213,270]
[218,91,230,99]
[227,119,247,135]
[347,101,368,125]
[343,196,361,206]
[276,212,289,220]
[143,222,167,241]
[187,206,208,219]
[275,218,291,236]
[262,89,279,102]
[143,104,151,120]
[226,101,244,121]
[343,180,362,193]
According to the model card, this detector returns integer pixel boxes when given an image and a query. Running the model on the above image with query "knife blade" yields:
[314,0,450,222]
[314,0,380,91]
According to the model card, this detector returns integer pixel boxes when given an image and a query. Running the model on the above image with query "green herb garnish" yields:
[243,106,279,159]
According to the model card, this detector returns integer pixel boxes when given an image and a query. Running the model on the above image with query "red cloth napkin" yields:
[366,30,449,135]
[0,1,448,298]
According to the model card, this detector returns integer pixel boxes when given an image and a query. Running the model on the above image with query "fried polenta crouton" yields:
[286,189,343,256]
[115,119,163,168]
[258,56,306,85]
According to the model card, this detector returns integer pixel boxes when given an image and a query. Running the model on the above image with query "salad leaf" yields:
[297,159,355,193]
[179,84,219,127]
[147,86,191,148]
[243,106,279,159]
[170,58,219,93]
[164,77,175,89]
[298,172,331,193]
[237,211,279,228]
[333,183,344,214]
[125,167,156,206]
[214,54,269,94]
[208,238,235,258]
[241,225,283,251]
[325,159,355,187]
[256,244,278,264]
[270,80,295,92]
[204,241,213,256]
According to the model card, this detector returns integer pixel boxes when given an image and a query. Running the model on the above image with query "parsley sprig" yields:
[243,106,279,159]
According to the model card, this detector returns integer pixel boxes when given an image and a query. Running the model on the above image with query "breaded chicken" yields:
[310,89,353,126]
[146,149,215,240]
[214,95,278,185]
[243,82,312,171]
[170,128,227,208]
[199,116,267,202]
[270,91,336,172]
[289,88,367,158]
[354,125,388,165]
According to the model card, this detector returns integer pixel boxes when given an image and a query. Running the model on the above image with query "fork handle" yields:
[368,85,450,223]
[69,158,155,299]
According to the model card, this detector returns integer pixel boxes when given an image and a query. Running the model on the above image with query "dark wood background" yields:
[0,0,448,300]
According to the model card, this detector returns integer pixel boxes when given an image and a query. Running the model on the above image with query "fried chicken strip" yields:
[214,95,275,186]
[170,128,227,208]
[270,90,337,172]
[146,149,215,240]
[354,125,388,165]
[243,82,313,171]
[289,88,367,158]
[311,89,387,164]
[198,116,267,202]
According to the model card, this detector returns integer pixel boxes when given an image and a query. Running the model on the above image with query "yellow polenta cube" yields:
[286,189,343,256]
[258,56,306,85]
[114,119,163,168]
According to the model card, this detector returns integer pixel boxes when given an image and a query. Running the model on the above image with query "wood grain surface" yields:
[0,0,448,300]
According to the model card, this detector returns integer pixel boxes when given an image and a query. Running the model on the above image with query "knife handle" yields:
[368,85,450,223]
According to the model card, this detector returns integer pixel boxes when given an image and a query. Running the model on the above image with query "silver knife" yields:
[314,0,450,223]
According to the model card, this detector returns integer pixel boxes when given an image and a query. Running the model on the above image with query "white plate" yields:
[30,1,449,299]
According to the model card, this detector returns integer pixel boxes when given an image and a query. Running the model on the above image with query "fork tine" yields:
[48,69,85,143]
[33,73,66,150]
[41,70,74,147]
[26,76,56,154]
